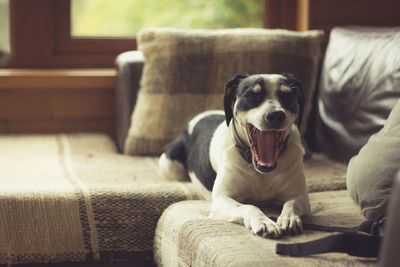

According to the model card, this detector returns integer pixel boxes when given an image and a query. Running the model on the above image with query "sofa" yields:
[0,27,399,266]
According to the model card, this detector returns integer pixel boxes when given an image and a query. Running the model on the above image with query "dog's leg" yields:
[209,196,282,238]
[159,131,189,181]
[277,194,310,234]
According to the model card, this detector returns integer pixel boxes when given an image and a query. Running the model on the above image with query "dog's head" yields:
[224,73,304,173]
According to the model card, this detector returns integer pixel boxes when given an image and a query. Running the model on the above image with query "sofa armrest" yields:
[380,171,400,267]
[115,50,144,152]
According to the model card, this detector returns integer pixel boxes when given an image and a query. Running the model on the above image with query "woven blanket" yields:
[0,133,346,264]
[154,191,376,267]
[0,134,199,264]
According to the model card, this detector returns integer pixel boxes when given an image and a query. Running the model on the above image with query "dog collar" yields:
[231,119,291,164]
[231,119,253,163]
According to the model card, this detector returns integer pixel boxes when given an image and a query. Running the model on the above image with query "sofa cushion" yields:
[347,100,400,221]
[304,153,346,192]
[154,191,376,267]
[0,134,199,264]
[124,28,323,156]
[316,26,400,162]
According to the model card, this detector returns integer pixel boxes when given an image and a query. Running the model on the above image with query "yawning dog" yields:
[159,73,310,238]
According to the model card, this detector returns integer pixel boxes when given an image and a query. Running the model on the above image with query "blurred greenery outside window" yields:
[72,0,265,37]
[0,0,10,54]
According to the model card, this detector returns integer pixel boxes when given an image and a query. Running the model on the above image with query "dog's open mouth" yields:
[246,124,286,173]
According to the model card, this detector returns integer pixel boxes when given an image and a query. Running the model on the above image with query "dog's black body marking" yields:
[235,77,266,113]
[280,74,304,128]
[187,114,224,190]
[164,113,224,191]
[163,130,188,168]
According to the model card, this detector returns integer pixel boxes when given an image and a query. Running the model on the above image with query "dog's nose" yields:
[266,110,286,127]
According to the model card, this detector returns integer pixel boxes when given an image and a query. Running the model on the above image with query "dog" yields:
[159,73,310,238]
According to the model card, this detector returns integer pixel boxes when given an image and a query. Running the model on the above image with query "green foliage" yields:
[0,0,10,52]
[72,0,264,37]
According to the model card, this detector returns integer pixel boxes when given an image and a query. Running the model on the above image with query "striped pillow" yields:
[124,28,323,156]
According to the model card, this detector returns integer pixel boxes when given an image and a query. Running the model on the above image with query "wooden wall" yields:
[307,0,400,46]
[265,0,400,45]
[0,70,115,134]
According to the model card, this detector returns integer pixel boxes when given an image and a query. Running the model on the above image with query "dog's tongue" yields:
[256,131,279,167]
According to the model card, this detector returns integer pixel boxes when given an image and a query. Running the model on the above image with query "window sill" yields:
[0,69,116,90]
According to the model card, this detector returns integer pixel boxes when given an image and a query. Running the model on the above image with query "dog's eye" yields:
[279,90,296,107]
[244,84,263,97]
[245,90,259,98]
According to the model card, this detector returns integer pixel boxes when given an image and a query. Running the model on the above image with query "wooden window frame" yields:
[54,0,136,55]
[6,0,302,68]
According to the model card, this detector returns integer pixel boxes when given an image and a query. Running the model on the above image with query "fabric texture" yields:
[0,134,345,264]
[316,26,400,162]
[124,28,323,156]
[154,191,376,267]
[347,100,400,221]
[0,134,199,264]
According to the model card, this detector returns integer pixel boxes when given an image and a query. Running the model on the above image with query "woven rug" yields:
[0,134,199,264]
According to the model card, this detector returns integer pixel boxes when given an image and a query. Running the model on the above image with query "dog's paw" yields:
[244,209,282,238]
[277,213,303,234]
[251,218,282,238]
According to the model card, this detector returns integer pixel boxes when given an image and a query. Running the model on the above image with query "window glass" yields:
[72,0,264,37]
[0,0,10,53]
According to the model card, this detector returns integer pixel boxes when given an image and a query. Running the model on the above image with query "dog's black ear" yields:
[282,73,304,128]
[224,74,249,126]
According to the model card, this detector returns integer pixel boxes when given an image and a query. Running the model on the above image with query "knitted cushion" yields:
[316,27,400,162]
[0,134,199,264]
[347,100,400,221]
[124,28,323,156]
[154,191,375,267]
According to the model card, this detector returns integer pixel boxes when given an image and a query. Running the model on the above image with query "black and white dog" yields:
[159,73,310,238]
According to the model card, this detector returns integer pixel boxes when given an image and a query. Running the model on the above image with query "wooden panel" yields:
[0,69,116,90]
[51,91,113,119]
[0,122,8,132]
[265,0,298,30]
[307,0,400,35]
[0,92,113,120]
[292,0,400,50]
[0,69,116,134]
[8,0,55,67]
[0,91,52,119]
[5,119,113,134]
[312,0,400,23]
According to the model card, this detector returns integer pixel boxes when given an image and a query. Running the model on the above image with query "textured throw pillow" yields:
[316,26,400,162]
[124,28,323,156]
[347,100,400,221]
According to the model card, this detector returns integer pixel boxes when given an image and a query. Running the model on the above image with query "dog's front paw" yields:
[244,208,282,238]
[277,213,303,234]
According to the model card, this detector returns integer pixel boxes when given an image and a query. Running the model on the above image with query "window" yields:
[0,0,10,55]
[71,0,265,37]
[8,0,283,68]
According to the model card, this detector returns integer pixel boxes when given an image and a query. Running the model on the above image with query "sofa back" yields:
[115,51,144,151]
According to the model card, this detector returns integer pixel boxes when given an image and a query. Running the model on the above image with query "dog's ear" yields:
[224,74,249,126]
[282,73,304,128]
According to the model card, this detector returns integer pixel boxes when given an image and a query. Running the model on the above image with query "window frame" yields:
[6,0,298,68]
[54,0,136,55]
